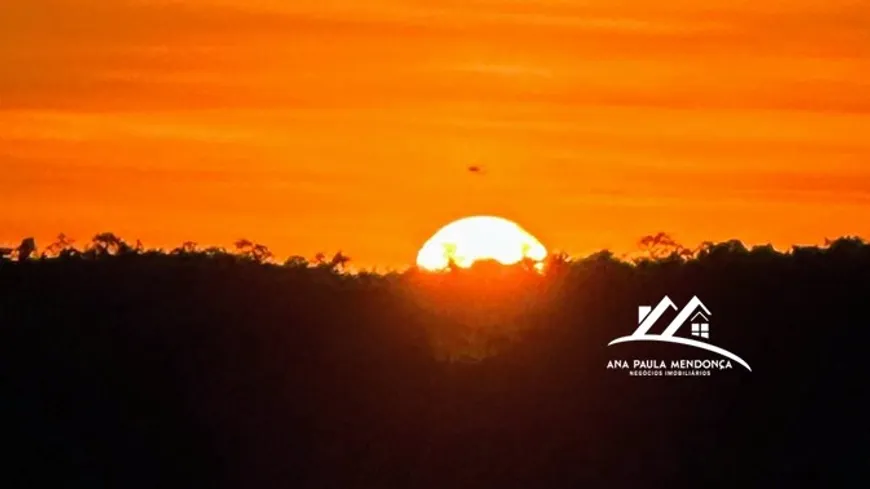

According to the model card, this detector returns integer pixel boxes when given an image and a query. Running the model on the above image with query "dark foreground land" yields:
[1,237,868,488]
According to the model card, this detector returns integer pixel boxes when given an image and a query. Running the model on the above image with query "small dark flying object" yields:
[468,165,482,173]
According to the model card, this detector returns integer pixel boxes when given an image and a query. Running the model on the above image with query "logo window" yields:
[690,311,710,338]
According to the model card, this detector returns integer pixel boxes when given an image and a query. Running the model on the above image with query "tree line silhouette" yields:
[1,234,352,271]
[1,232,867,488]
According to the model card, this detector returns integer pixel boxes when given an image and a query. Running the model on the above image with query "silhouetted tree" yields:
[203,246,227,257]
[12,237,37,261]
[234,239,273,263]
[42,233,76,258]
[284,255,309,268]
[171,241,199,255]
[638,232,693,260]
[87,232,133,257]
[329,251,351,271]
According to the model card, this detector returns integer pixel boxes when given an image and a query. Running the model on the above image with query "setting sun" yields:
[416,216,547,271]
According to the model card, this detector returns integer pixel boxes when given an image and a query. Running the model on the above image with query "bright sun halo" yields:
[416,216,548,271]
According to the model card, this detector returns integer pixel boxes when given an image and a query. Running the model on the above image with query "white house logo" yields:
[607,296,751,375]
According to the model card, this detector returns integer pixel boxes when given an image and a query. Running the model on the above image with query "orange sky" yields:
[2,0,870,268]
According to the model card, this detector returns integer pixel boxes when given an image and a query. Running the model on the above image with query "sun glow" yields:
[416,216,547,271]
